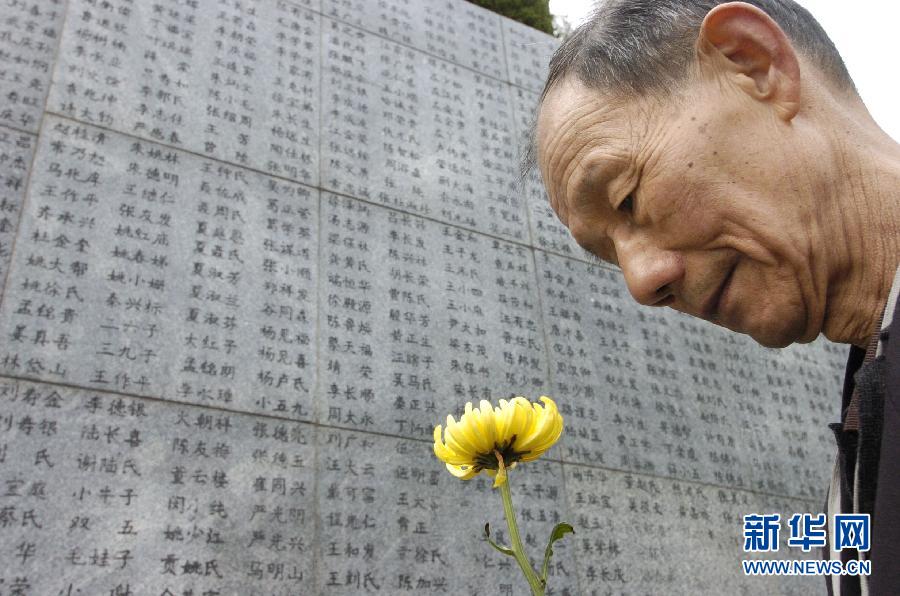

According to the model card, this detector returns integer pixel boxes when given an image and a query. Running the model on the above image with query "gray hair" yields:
[521,0,855,177]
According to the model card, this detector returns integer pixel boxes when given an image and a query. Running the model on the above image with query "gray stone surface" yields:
[319,191,548,438]
[0,116,319,418]
[48,0,321,185]
[0,0,844,594]
[315,428,579,594]
[565,465,823,595]
[510,86,585,258]
[0,126,34,294]
[0,0,65,133]
[535,251,840,502]
[321,20,527,242]
[321,0,507,80]
[0,378,316,596]
[502,17,559,92]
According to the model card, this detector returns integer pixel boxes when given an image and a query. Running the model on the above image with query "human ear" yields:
[697,1,801,120]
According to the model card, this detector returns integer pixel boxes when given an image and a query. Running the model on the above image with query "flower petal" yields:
[494,399,512,443]
[460,402,490,453]
[434,428,472,465]
[516,396,562,453]
[457,407,490,454]
[508,397,534,449]
[434,396,564,483]
[444,415,478,458]
[446,462,479,480]
[477,399,497,448]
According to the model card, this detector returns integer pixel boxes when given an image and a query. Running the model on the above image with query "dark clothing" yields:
[825,294,900,595]
[872,295,900,594]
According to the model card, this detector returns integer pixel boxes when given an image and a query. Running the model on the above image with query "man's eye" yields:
[618,193,635,213]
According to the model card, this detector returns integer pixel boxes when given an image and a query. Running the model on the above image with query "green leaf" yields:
[484,523,515,557]
[540,522,574,583]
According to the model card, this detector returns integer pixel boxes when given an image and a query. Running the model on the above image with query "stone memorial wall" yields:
[0,0,844,594]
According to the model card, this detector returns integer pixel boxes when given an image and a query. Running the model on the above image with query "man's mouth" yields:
[701,263,736,322]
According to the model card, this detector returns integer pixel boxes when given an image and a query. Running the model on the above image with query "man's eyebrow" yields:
[571,159,621,205]
[571,163,601,194]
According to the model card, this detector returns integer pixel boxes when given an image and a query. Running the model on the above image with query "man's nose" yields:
[615,234,684,307]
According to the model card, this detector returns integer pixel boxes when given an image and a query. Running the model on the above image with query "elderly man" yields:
[527,0,899,593]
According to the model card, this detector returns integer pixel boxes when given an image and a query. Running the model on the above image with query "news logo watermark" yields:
[741,513,871,576]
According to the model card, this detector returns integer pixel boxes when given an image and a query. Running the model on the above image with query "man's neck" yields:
[820,108,900,348]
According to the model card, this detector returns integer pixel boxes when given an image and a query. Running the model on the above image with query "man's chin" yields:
[748,331,796,349]
[733,315,807,349]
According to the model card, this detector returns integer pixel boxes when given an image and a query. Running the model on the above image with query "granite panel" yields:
[318,192,549,438]
[0,0,853,592]
[47,0,321,185]
[0,126,34,296]
[535,251,841,500]
[321,0,507,80]
[0,377,316,595]
[565,464,823,595]
[502,17,558,92]
[0,117,319,419]
[321,19,527,242]
[510,86,584,257]
[315,426,579,595]
[0,0,65,133]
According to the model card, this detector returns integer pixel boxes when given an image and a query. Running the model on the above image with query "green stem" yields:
[497,454,544,595]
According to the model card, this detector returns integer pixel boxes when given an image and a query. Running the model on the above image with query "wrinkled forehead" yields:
[535,79,639,190]
[534,79,594,165]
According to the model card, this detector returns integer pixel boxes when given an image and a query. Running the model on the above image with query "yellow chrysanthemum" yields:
[433,396,564,487]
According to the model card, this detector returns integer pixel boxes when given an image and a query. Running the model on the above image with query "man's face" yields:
[536,77,823,348]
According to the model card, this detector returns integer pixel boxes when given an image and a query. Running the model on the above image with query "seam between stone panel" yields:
[558,460,586,596]
[556,455,825,507]
[0,125,36,313]
[0,370,443,448]
[0,0,71,314]
[43,113,323,191]
[506,81,539,252]
[42,111,564,254]
[530,240,586,596]
[0,126,53,314]
[528,247,587,594]
[40,0,72,120]
[527,247,554,399]
[0,372,826,508]
[498,12,512,85]
[309,7,325,590]
[310,420,322,591]
[0,123,37,138]
[40,113,612,271]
